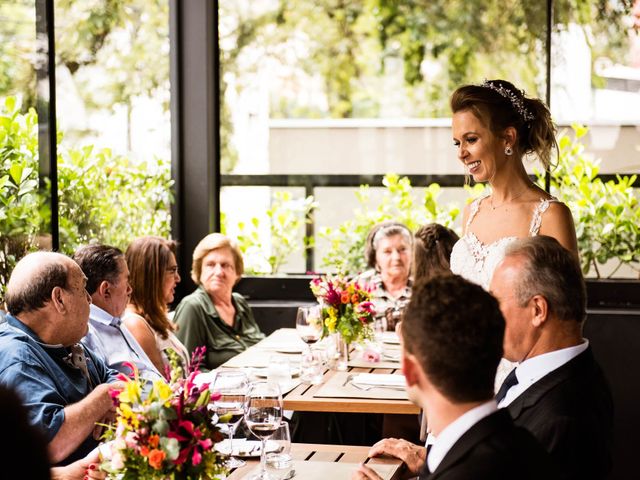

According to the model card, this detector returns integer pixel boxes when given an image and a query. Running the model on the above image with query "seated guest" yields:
[412,223,459,282]
[366,236,613,480]
[0,252,122,465]
[353,275,554,480]
[489,235,613,479]
[123,236,190,374]
[359,221,413,330]
[0,383,50,478]
[73,244,164,383]
[0,384,106,480]
[174,233,264,370]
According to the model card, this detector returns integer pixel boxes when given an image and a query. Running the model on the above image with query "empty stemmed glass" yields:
[244,381,283,480]
[212,370,250,469]
[296,305,323,348]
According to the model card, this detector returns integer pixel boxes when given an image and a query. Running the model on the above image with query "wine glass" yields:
[212,370,249,469]
[296,305,323,347]
[244,381,283,480]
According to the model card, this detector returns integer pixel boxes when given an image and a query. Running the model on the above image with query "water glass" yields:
[265,421,293,479]
[300,348,324,385]
[267,355,292,386]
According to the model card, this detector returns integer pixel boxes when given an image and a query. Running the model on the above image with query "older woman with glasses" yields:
[359,221,413,331]
[174,233,264,371]
[123,236,189,374]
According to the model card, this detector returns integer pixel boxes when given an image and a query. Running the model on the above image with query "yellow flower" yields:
[118,403,139,430]
[152,380,173,406]
[118,380,142,404]
[325,308,337,331]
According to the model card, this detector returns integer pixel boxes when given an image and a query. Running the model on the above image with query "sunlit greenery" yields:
[0,97,172,301]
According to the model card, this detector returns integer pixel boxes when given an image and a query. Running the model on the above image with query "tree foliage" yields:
[219,0,637,169]
[0,97,173,301]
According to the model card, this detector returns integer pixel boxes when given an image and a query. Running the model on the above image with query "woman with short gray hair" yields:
[359,221,413,330]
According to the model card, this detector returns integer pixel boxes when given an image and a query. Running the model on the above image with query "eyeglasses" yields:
[166,266,179,275]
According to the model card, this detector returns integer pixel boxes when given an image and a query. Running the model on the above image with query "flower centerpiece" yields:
[99,348,228,479]
[310,275,376,359]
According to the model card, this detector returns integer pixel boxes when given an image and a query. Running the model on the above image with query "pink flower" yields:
[362,348,381,363]
[192,448,202,466]
[124,431,138,448]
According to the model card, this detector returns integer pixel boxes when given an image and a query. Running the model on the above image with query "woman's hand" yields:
[50,448,106,480]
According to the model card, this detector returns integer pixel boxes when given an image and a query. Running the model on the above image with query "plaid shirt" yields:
[358,270,412,327]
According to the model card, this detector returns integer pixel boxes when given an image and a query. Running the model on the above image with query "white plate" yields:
[273,346,304,354]
[214,439,279,457]
[380,332,401,345]
[252,367,301,378]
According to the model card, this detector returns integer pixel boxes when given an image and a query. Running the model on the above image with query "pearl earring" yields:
[505,146,513,155]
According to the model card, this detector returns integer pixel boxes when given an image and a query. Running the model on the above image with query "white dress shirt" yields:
[498,340,589,407]
[427,400,498,473]
[82,304,164,383]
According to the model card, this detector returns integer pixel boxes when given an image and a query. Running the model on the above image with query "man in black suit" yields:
[490,235,613,480]
[353,275,554,480]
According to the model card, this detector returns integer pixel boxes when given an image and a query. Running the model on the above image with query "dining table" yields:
[226,442,405,479]
[219,328,420,416]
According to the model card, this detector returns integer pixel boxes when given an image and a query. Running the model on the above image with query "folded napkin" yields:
[352,373,406,387]
[193,370,217,387]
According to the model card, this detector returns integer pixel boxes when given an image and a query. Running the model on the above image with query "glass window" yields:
[54,0,172,254]
[0,1,45,299]
[219,0,549,273]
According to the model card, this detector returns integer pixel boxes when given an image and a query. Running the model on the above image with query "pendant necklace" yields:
[490,184,532,210]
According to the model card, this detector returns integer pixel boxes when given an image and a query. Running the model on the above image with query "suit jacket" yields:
[507,347,613,480]
[420,409,556,479]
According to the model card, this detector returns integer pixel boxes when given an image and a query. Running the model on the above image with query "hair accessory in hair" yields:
[481,80,535,122]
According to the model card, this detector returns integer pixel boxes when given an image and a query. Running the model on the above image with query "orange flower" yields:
[351,294,359,303]
[140,446,150,457]
[340,291,350,303]
[148,434,160,448]
[148,449,166,469]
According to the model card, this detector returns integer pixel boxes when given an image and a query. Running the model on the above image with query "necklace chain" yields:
[490,184,533,210]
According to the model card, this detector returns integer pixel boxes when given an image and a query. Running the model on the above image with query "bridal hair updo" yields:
[450,79,558,170]
[413,223,460,282]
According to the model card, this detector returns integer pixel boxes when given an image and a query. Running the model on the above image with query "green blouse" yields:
[174,286,265,370]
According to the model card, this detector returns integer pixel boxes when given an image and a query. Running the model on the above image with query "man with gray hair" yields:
[490,235,613,480]
[366,236,613,480]
[0,252,122,465]
[73,244,164,383]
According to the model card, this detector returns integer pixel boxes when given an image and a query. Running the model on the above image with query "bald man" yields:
[0,252,122,466]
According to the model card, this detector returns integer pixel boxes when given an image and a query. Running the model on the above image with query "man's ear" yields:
[97,280,110,299]
[51,286,66,313]
[401,352,421,388]
[530,294,548,328]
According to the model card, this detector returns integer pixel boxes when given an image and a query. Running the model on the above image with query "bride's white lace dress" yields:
[450,194,558,388]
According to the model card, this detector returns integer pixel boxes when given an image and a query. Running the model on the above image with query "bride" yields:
[449,79,579,391]
[449,79,578,290]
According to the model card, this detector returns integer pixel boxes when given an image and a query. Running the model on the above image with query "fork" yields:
[341,373,353,387]
[349,381,405,392]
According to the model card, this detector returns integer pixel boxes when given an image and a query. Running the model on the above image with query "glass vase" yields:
[335,334,349,371]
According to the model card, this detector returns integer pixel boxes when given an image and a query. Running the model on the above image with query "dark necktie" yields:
[495,367,519,403]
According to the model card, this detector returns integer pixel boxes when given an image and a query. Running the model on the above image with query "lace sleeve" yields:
[529,197,560,236]
[465,196,486,234]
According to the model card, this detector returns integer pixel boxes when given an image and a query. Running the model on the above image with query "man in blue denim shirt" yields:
[0,252,122,465]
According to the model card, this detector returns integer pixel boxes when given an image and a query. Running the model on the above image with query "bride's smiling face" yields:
[452,110,505,183]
